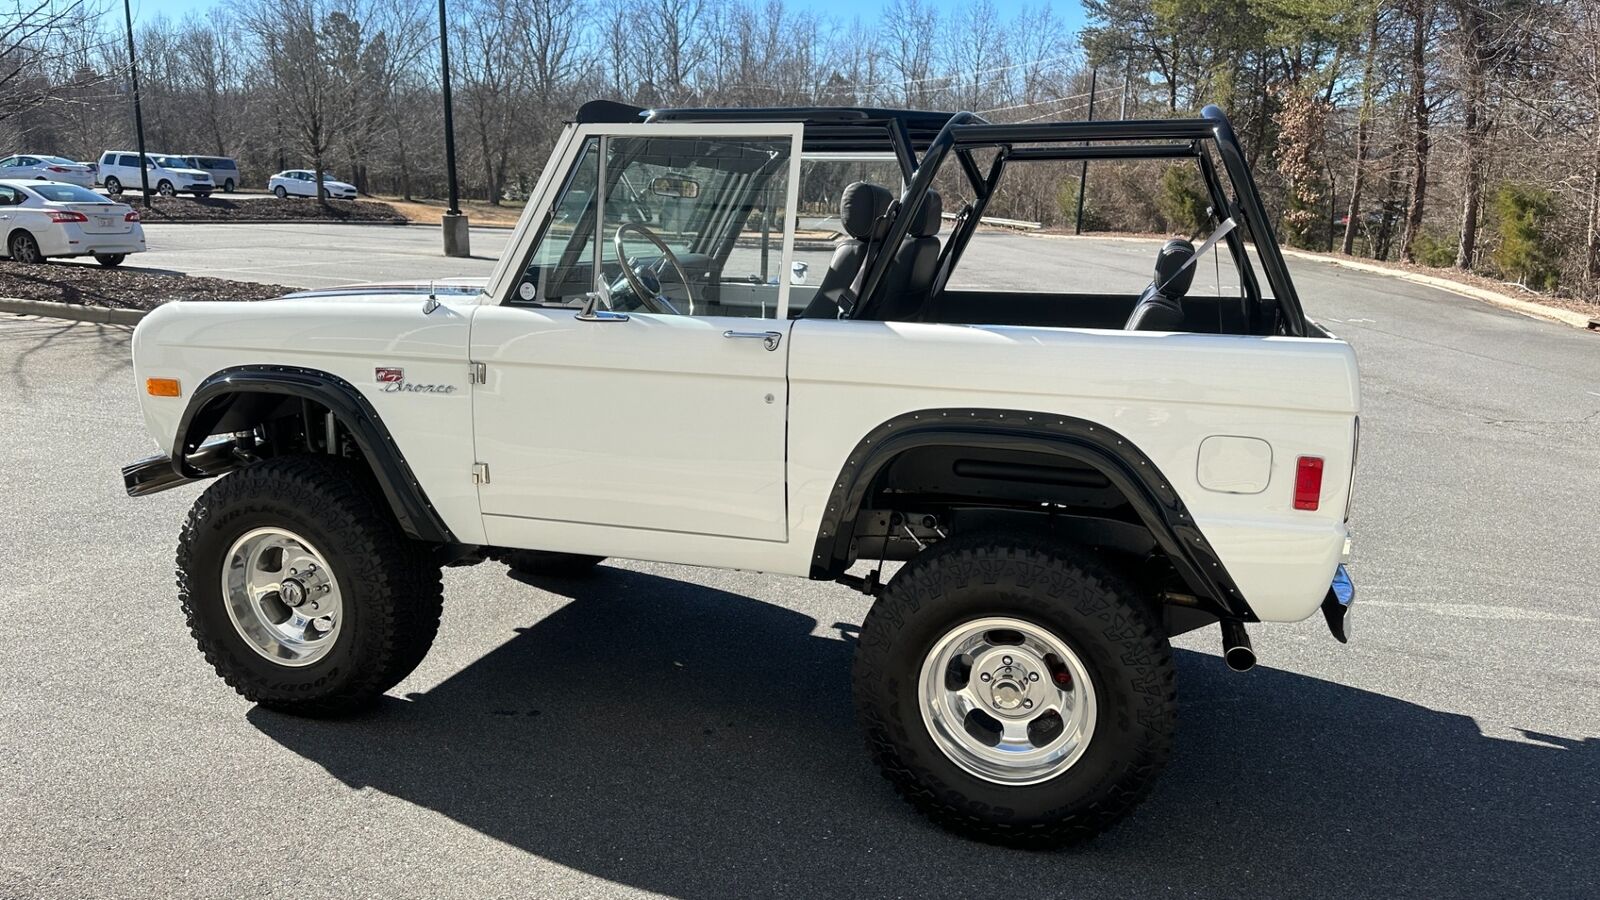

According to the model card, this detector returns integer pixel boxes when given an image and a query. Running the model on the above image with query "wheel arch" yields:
[810,408,1255,621]
[170,365,453,543]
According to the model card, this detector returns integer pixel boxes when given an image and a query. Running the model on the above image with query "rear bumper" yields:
[48,222,146,258]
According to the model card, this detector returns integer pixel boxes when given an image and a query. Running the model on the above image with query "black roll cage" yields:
[579,100,1308,336]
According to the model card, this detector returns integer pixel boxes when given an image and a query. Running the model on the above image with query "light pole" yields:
[121,0,151,208]
[1073,67,1098,236]
[438,0,469,257]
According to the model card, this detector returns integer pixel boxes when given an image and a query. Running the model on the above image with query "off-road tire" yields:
[501,549,605,577]
[176,455,443,716]
[94,253,125,268]
[853,530,1177,848]
[8,230,42,263]
[104,176,122,195]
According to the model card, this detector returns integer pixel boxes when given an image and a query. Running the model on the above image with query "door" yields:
[471,123,804,546]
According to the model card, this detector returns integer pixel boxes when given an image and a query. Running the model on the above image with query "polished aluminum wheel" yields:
[221,527,344,667]
[918,616,1097,785]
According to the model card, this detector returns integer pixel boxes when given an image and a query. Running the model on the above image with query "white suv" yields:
[122,102,1360,849]
[97,151,213,198]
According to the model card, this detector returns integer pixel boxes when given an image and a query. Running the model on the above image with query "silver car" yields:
[0,155,96,188]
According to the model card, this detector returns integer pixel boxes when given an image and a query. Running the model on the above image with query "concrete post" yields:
[442,212,471,258]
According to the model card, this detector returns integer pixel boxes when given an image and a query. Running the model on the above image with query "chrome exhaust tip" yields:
[1220,620,1256,672]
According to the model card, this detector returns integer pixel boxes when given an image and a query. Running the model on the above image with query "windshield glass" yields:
[32,183,110,203]
[151,156,189,169]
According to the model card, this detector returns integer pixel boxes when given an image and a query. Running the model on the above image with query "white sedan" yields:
[0,180,146,266]
[0,154,97,188]
[269,169,358,200]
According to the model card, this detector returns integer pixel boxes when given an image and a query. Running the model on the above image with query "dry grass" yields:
[371,195,526,228]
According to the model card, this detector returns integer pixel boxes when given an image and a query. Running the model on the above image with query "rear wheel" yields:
[156,179,175,197]
[223,178,235,193]
[853,531,1176,848]
[176,456,444,716]
[94,253,125,267]
[501,549,604,577]
[8,230,43,264]
[103,176,122,195]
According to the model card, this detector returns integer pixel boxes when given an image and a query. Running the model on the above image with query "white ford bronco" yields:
[124,101,1358,847]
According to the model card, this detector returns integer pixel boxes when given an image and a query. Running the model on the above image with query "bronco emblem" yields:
[374,366,456,394]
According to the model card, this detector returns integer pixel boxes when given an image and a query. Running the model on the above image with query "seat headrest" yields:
[839,182,893,241]
[1153,238,1197,299]
[909,191,943,238]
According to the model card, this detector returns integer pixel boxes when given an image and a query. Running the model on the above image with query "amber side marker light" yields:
[146,377,182,397]
[1294,456,1324,510]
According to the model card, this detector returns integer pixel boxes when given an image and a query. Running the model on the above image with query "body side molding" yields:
[808,408,1255,621]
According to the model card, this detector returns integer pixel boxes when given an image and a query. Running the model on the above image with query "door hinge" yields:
[468,362,487,384]
[471,462,490,484]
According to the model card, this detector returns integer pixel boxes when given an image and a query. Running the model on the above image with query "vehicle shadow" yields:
[248,567,1598,899]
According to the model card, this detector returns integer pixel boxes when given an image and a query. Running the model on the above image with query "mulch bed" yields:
[126,196,407,225]
[0,260,292,310]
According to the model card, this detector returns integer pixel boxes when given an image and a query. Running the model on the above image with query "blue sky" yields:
[122,0,1088,31]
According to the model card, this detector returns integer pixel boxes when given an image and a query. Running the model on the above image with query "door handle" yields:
[575,309,630,323]
[723,330,783,351]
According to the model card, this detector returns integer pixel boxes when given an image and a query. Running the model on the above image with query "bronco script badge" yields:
[375,366,457,394]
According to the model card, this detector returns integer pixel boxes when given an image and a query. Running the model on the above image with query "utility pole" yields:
[438,0,469,257]
[1074,67,1098,236]
[121,0,150,208]
[1119,54,1131,120]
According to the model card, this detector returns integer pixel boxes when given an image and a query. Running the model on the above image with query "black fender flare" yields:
[809,408,1255,621]
[171,364,454,543]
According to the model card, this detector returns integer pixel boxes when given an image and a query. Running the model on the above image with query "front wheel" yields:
[156,180,175,197]
[273,185,287,199]
[94,253,125,267]
[176,456,444,716]
[853,531,1176,848]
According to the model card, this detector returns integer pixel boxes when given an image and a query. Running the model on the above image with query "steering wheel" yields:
[613,222,696,315]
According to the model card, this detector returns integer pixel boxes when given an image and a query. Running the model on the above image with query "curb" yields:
[0,297,146,325]
[1025,231,1594,332]
[1277,248,1595,332]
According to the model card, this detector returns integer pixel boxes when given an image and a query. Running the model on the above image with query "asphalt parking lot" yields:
[132,222,510,288]
[2,236,1597,898]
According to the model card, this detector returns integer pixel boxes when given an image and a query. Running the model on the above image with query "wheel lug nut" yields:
[1023,699,1034,709]
[1029,672,1040,682]
[1002,656,1012,666]
[979,672,991,682]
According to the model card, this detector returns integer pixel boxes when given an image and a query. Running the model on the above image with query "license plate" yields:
[96,216,112,228]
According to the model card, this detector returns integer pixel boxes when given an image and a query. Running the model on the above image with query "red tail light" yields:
[1294,456,1324,510]
[47,165,70,173]
[124,210,141,222]
[48,210,88,223]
